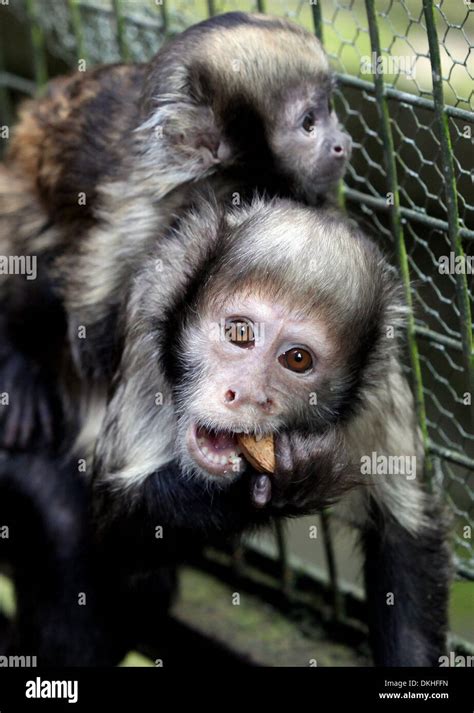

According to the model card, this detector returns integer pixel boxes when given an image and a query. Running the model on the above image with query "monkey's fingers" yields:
[251,473,272,508]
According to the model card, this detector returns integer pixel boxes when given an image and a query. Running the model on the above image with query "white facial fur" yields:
[175,295,337,482]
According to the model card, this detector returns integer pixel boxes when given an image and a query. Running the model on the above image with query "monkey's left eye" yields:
[224,318,255,349]
[278,347,313,373]
[302,112,315,133]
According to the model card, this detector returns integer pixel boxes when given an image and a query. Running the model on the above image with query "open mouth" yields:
[186,423,244,477]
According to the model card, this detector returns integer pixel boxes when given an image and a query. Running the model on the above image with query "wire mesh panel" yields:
[0,0,473,642]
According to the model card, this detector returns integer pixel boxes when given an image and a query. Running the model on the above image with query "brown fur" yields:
[7,64,146,229]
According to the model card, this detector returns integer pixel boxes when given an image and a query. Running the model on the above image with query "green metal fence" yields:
[0,0,473,652]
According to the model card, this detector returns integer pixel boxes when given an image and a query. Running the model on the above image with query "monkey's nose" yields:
[332,143,346,158]
[224,389,273,412]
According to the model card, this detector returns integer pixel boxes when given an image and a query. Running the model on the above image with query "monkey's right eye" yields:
[302,112,315,133]
[224,318,255,349]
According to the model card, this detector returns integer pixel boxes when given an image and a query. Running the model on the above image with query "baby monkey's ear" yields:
[136,102,232,179]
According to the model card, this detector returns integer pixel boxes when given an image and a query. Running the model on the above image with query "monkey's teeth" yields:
[220,455,228,465]
[202,446,210,455]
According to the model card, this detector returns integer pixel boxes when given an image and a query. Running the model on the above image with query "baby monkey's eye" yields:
[302,112,315,133]
[224,318,255,349]
[278,347,313,373]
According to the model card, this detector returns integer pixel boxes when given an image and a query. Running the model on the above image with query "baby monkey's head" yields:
[139,12,351,201]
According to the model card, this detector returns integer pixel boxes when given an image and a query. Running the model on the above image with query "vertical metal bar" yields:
[311,0,324,43]
[365,0,432,482]
[68,0,87,64]
[158,0,169,35]
[422,0,473,423]
[256,0,266,13]
[25,0,48,87]
[112,0,129,61]
[0,40,12,134]
[207,0,216,17]
[230,537,245,579]
[320,512,343,621]
[274,520,292,597]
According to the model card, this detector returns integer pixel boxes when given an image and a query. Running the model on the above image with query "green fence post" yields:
[274,521,293,597]
[320,512,343,622]
[0,39,12,132]
[113,0,130,61]
[68,0,87,64]
[365,0,432,483]
[158,0,169,35]
[25,0,48,87]
[422,0,474,424]
[311,0,323,42]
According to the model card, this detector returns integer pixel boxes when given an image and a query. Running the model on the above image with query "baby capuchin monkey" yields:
[3,11,351,399]
[9,12,350,224]
[84,197,449,667]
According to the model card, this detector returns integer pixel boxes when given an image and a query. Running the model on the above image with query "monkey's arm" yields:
[0,311,62,450]
[0,452,120,665]
[0,170,66,450]
[362,499,450,666]
[93,461,271,554]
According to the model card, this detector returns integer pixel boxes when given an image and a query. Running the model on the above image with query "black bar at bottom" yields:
[0,666,472,710]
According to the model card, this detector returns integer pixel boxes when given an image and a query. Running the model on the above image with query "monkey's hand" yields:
[264,429,359,516]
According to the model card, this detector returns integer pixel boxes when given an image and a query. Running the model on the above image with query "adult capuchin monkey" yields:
[83,196,448,668]
[1,188,448,663]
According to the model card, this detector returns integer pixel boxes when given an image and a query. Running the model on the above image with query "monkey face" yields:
[267,84,352,200]
[90,198,400,512]
[175,295,339,482]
